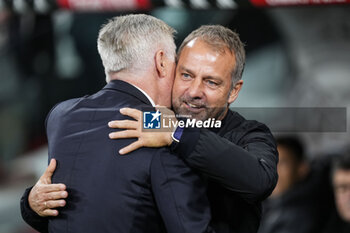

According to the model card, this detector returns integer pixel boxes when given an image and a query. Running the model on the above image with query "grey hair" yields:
[97,14,176,82]
[177,25,245,86]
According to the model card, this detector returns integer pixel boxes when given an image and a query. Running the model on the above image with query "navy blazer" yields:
[22,80,213,233]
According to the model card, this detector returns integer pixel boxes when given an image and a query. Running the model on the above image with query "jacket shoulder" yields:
[45,97,84,127]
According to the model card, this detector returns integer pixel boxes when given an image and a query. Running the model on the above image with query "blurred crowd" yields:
[0,3,350,233]
[259,136,350,233]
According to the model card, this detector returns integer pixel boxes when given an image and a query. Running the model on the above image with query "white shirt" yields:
[131,84,156,107]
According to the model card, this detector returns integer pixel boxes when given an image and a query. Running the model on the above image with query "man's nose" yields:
[187,78,204,98]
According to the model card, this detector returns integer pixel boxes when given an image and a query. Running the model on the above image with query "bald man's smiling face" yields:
[172,39,242,121]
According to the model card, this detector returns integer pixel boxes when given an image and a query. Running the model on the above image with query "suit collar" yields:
[103,80,152,106]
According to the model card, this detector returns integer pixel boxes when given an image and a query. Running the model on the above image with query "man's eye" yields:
[206,80,218,87]
[182,73,191,79]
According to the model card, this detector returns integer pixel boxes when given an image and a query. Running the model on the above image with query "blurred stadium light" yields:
[1,0,350,13]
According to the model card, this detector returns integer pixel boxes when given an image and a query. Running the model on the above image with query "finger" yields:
[155,105,172,112]
[39,183,67,193]
[46,199,66,209]
[109,130,139,139]
[119,141,143,155]
[46,190,68,200]
[108,120,138,129]
[155,106,175,117]
[155,105,166,110]
[41,159,57,183]
[119,108,142,121]
[41,209,59,217]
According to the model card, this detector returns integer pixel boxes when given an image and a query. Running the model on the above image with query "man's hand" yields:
[108,107,177,154]
[28,159,68,217]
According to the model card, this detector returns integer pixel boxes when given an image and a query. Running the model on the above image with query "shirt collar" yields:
[130,84,156,107]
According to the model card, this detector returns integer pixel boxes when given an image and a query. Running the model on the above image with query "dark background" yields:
[0,2,349,232]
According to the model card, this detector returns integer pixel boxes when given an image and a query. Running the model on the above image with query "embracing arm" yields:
[21,187,49,233]
[109,108,278,202]
[174,124,278,202]
[20,159,67,232]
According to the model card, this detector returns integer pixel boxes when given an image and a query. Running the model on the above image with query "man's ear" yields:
[228,80,243,104]
[155,50,166,78]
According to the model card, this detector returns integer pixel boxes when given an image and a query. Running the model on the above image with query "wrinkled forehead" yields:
[179,38,232,58]
[177,39,234,67]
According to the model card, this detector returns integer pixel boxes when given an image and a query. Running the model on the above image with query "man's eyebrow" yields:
[178,65,194,75]
[204,75,222,81]
[179,65,223,81]
[203,74,223,82]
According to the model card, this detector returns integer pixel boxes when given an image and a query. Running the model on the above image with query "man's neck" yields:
[130,84,156,107]
[109,71,158,106]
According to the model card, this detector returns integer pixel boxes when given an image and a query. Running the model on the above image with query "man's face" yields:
[272,145,303,197]
[333,169,350,222]
[172,38,242,121]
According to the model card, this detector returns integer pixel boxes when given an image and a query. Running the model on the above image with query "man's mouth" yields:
[184,101,205,113]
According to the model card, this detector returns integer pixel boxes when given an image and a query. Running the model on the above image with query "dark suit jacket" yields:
[173,110,278,233]
[21,80,213,233]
